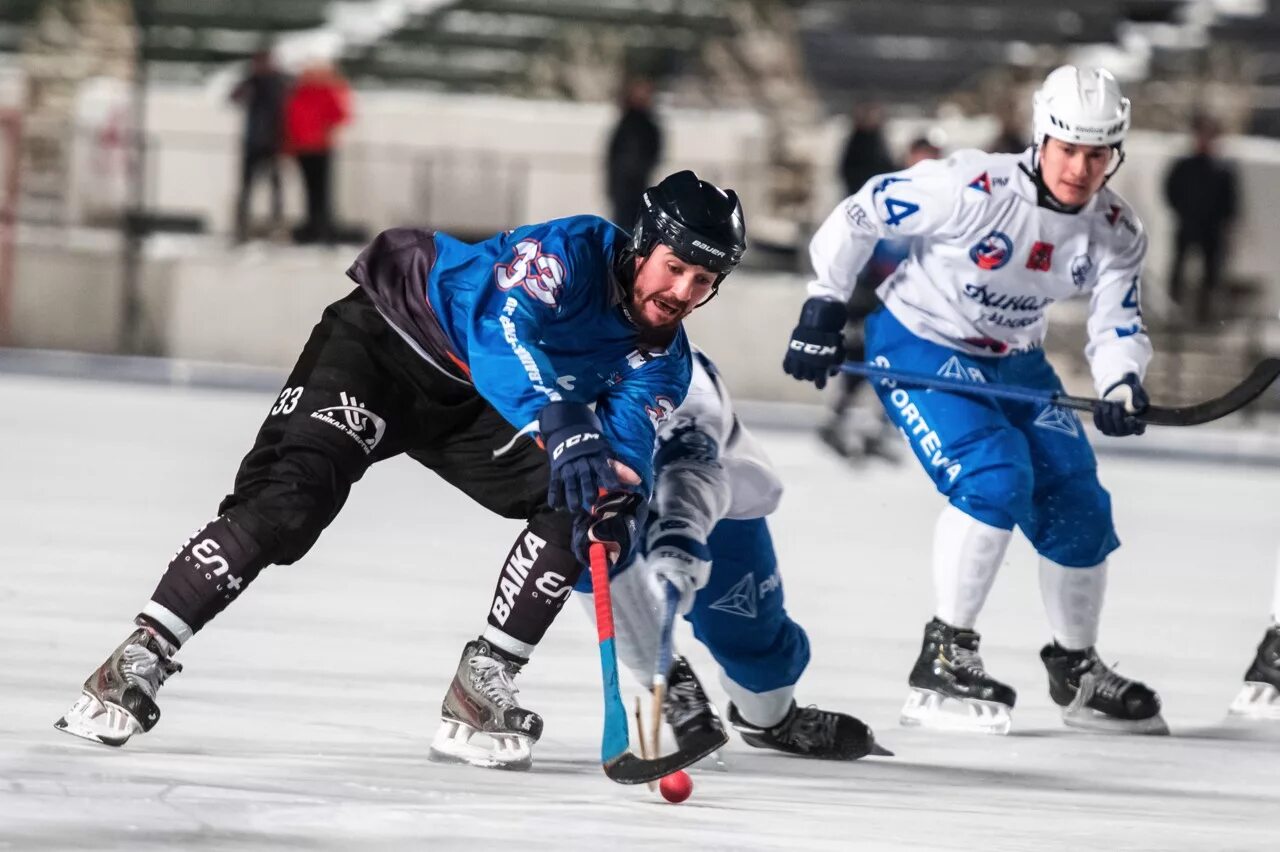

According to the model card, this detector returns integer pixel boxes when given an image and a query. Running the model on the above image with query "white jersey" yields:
[650,351,782,540]
[807,148,1152,395]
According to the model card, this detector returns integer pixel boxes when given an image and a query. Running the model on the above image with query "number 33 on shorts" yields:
[271,386,303,416]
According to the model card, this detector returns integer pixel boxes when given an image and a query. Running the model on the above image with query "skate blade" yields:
[1227,682,1280,720]
[1060,705,1170,735]
[52,691,141,747]
[428,718,533,771]
[899,688,1012,735]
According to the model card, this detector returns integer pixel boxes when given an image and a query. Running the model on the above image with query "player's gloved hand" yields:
[645,518,712,616]
[573,490,647,567]
[542,401,620,514]
[782,297,846,389]
[1094,373,1149,437]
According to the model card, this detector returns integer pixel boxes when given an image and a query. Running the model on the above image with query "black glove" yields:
[782,297,846,389]
[541,401,619,514]
[1094,373,1149,437]
[573,491,647,567]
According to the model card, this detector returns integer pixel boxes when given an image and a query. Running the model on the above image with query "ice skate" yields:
[900,618,1016,735]
[54,623,182,747]
[1229,624,1280,720]
[1040,643,1168,734]
[428,638,542,771]
[661,656,730,762]
[729,701,891,760]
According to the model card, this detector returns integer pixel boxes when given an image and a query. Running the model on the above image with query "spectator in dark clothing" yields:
[231,51,288,242]
[988,113,1027,154]
[1164,114,1239,324]
[605,78,663,227]
[838,102,894,197]
[284,63,351,245]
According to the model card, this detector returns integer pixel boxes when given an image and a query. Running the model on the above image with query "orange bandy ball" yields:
[658,769,693,803]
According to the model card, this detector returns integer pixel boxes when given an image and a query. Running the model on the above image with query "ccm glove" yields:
[573,491,647,567]
[783,297,846,389]
[542,401,620,514]
[646,518,712,616]
[1094,373,1149,437]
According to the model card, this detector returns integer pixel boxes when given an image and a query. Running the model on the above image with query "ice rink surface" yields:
[3,372,1279,851]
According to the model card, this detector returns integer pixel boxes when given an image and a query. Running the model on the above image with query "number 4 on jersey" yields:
[883,197,920,227]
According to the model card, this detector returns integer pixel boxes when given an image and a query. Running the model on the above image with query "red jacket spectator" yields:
[284,66,350,154]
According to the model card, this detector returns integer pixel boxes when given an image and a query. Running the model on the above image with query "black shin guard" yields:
[143,512,270,640]
[485,512,580,651]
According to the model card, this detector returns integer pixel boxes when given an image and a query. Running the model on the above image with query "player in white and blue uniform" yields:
[784,67,1166,735]
[55,171,748,771]
[579,350,886,760]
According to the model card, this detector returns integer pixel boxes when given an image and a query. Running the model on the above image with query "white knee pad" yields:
[933,505,1013,629]
[1038,557,1107,650]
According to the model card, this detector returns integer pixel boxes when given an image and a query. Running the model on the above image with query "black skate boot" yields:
[900,617,1017,734]
[54,622,183,746]
[1040,642,1168,734]
[1229,624,1280,719]
[429,637,543,770]
[661,656,729,760]
[728,701,891,760]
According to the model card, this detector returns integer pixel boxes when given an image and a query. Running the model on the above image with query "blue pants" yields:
[577,516,810,694]
[865,309,1119,567]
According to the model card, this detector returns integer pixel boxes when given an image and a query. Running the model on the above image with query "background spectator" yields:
[1164,113,1239,325]
[838,101,893,197]
[284,62,351,244]
[604,77,663,228]
[230,50,288,243]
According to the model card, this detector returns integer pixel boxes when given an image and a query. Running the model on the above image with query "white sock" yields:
[576,565,663,688]
[720,674,794,728]
[1038,557,1107,650]
[933,505,1012,630]
[1272,543,1280,625]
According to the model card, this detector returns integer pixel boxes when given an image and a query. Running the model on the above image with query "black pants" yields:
[1169,231,1225,324]
[295,151,333,243]
[146,288,577,647]
[234,147,282,241]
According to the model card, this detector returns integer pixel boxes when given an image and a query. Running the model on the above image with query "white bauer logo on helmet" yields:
[1032,65,1130,149]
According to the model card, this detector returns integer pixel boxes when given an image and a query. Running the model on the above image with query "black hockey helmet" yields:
[631,170,746,287]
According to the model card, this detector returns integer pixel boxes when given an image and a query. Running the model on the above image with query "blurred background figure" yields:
[1163,112,1239,326]
[818,136,942,462]
[604,77,662,228]
[987,106,1026,154]
[230,49,288,244]
[838,101,893,197]
[284,62,351,245]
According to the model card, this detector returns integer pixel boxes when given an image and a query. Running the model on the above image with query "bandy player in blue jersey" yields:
[784,67,1167,735]
[56,171,748,771]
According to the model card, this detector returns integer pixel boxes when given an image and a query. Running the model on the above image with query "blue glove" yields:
[541,401,620,514]
[573,491,647,567]
[783,297,846,389]
[1094,373,1149,437]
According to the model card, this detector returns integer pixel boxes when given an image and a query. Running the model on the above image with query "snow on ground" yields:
[2,373,1279,851]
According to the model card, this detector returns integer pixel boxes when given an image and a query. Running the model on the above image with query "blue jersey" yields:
[347,216,692,491]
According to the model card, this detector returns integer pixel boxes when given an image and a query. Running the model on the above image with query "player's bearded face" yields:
[1039,137,1114,207]
[630,245,717,330]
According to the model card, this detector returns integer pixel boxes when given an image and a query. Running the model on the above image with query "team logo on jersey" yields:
[645,396,677,428]
[1034,404,1080,437]
[309,392,386,455]
[969,231,1013,270]
[968,172,992,194]
[494,239,566,306]
[1026,241,1054,272]
[1071,253,1093,287]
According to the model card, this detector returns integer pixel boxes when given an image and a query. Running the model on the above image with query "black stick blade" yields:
[603,728,727,785]
[1142,357,1280,426]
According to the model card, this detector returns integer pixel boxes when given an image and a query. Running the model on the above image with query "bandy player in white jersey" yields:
[783,66,1167,735]
[578,350,886,761]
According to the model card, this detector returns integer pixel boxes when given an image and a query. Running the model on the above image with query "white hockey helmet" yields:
[1032,65,1130,149]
